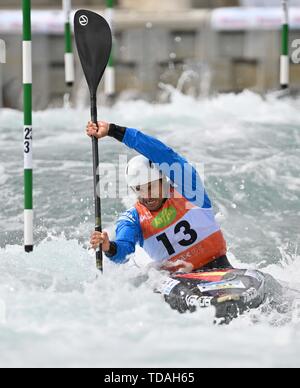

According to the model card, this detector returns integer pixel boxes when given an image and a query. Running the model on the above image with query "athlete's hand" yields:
[86,121,110,139]
[90,231,111,252]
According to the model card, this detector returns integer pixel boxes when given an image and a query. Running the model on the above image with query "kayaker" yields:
[87,121,232,273]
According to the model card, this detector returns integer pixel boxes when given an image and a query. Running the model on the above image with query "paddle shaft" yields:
[91,94,103,272]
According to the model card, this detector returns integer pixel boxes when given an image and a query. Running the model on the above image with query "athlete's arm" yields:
[86,121,211,207]
[108,125,211,208]
[90,208,143,264]
[109,208,143,264]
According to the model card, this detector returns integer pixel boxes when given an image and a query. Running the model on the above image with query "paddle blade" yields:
[74,10,112,96]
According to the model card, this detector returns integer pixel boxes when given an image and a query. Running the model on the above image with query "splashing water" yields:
[0,90,299,367]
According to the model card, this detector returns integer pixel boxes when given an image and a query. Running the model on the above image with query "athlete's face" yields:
[135,179,166,212]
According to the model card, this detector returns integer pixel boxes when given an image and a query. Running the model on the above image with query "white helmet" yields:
[126,155,162,188]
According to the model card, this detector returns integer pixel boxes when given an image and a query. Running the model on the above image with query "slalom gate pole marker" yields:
[0,39,6,64]
[23,0,33,253]
[281,0,290,89]
[63,0,75,87]
[105,0,116,97]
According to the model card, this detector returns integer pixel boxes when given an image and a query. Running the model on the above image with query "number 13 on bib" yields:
[135,190,227,272]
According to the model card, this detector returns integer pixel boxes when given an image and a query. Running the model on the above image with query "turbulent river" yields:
[0,90,299,367]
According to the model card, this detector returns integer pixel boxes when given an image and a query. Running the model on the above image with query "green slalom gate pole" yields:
[281,0,289,89]
[105,0,116,96]
[63,0,75,87]
[23,0,33,253]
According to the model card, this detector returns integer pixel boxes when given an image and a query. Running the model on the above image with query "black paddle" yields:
[74,10,112,272]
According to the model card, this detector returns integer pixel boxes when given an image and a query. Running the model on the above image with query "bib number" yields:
[156,220,198,256]
[24,127,32,154]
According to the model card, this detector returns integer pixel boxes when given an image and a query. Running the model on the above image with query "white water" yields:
[0,90,300,367]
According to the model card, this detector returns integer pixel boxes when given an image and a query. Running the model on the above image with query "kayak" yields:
[157,269,284,324]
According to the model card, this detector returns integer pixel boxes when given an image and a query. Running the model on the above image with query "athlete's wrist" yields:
[105,241,117,257]
[108,124,127,142]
